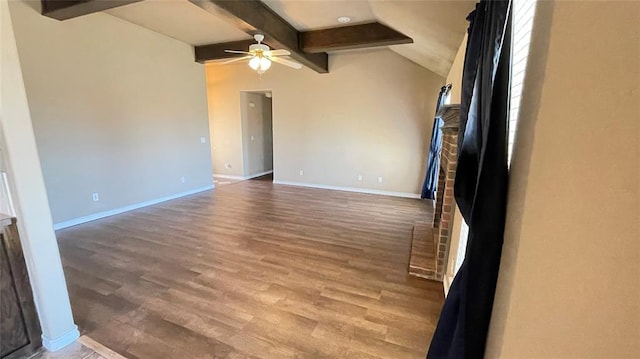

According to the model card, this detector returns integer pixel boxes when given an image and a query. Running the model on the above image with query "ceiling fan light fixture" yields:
[248,56,261,70]
[249,56,272,73]
[226,33,300,74]
[260,57,272,71]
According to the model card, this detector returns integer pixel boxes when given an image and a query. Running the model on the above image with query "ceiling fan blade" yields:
[269,56,303,69]
[265,49,291,57]
[219,55,253,65]
[224,49,252,55]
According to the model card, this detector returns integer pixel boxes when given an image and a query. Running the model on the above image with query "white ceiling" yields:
[106,0,476,76]
[371,1,475,77]
[106,0,251,46]
[261,0,376,30]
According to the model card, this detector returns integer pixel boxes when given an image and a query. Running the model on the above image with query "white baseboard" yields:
[53,185,214,230]
[245,170,273,180]
[214,170,273,181]
[42,325,80,352]
[272,180,421,199]
[213,174,244,180]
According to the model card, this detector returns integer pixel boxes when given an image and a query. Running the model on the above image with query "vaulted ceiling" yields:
[105,0,252,45]
[255,0,475,76]
[56,0,476,77]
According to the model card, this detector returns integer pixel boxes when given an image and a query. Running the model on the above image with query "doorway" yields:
[240,91,273,181]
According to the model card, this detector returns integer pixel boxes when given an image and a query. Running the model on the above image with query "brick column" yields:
[435,125,459,278]
[408,105,460,281]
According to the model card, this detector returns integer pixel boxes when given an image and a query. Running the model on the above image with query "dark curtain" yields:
[421,84,452,199]
[427,1,512,358]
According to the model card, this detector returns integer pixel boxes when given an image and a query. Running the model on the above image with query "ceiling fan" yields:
[221,34,303,74]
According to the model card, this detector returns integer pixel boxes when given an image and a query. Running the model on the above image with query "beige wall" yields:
[9,1,213,224]
[487,1,640,357]
[240,92,273,177]
[443,35,467,293]
[206,49,444,195]
[2,0,77,347]
[446,35,467,105]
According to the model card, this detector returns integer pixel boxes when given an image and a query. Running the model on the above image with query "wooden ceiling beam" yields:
[194,22,412,64]
[194,40,256,64]
[189,0,328,73]
[300,22,413,53]
[41,0,142,21]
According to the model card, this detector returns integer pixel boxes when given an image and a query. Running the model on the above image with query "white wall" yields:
[9,1,213,225]
[1,0,78,350]
[206,49,445,196]
[240,92,273,177]
[486,1,640,357]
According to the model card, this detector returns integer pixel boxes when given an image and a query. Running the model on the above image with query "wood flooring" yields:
[28,336,125,359]
[408,224,438,280]
[56,180,443,359]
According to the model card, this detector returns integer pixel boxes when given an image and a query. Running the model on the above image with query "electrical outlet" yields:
[357,175,363,181]
[200,137,206,144]
[299,170,304,176]
[181,177,186,184]
[92,192,100,202]
[378,177,383,183]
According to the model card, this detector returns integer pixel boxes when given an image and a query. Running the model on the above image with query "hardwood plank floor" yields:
[57,180,443,359]
[28,336,127,359]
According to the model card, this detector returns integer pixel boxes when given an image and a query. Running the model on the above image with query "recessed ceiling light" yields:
[337,16,351,24]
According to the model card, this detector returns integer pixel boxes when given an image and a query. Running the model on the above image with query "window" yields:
[508,0,537,164]
[451,0,536,278]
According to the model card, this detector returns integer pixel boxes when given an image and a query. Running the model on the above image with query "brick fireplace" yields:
[409,104,460,281]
